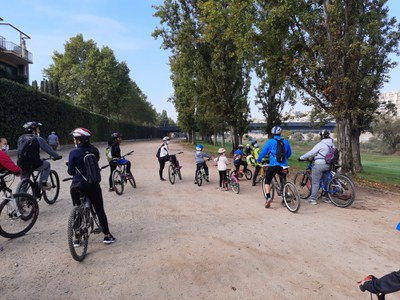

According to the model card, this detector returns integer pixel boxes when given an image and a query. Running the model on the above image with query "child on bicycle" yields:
[214,148,229,191]
[233,144,248,176]
[0,137,21,175]
[108,132,132,192]
[194,144,211,183]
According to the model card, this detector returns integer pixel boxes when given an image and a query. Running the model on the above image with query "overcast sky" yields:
[1,0,399,121]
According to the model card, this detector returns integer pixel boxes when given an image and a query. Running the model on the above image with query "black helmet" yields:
[320,130,330,139]
[111,132,122,139]
[23,121,42,133]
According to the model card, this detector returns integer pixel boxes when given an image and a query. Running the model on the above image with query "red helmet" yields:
[71,128,91,139]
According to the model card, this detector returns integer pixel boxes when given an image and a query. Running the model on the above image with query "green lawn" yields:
[186,140,400,188]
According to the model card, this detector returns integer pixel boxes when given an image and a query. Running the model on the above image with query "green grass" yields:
[185,140,400,190]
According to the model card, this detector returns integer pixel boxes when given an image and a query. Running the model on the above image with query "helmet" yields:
[320,130,330,139]
[246,144,251,148]
[71,128,91,139]
[238,144,244,149]
[251,140,257,146]
[271,126,282,135]
[254,143,259,148]
[23,121,42,133]
[196,144,203,151]
[218,148,226,154]
[111,132,122,139]
[162,136,170,141]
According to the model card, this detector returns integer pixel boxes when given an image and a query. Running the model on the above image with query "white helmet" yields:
[218,148,226,154]
[162,136,170,141]
[71,127,91,139]
[271,126,282,135]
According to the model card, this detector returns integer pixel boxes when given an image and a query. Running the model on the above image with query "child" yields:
[194,144,211,183]
[214,148,229,191]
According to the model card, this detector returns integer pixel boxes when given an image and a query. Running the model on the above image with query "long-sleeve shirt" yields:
[214,155,229,171]
[195,151,211,164]
[299,138,335,165]
[0,151,21,174]
[257,136,292,167]
[362,270,400,295]
[67,143,100,185]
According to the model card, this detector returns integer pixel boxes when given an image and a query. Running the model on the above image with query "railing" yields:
[0,35,33,63]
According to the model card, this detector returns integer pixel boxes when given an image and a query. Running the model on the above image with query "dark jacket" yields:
[67,143,99,185]
[362,270,400,296]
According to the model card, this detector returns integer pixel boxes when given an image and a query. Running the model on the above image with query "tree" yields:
[372,116,400,154]
[286,0,400,173]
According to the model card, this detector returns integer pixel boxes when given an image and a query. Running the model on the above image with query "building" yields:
[0,19,32,83]
[378,91,400,118]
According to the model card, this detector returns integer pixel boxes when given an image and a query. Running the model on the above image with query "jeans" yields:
[310,163,331,200]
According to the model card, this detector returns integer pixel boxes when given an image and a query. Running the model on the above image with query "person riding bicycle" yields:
[245,143,253,156]
[194,144,211,184]
[251,143,263,187]
[214,148,229,191]
[0,137,21,175]
[157,136,177,181]
[67,127,115,245]
[108,132,132,192]
[233,144,248,176]
[359,271,400,299]
[17,121,62,191]
[256,126,292,208]
[298,130,335,205]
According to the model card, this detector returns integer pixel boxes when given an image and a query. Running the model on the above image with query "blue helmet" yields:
[196,144,203,151]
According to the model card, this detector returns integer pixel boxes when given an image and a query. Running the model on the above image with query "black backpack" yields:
[275,139,286,163]
[17,135,40,170]
[76,148,101,184]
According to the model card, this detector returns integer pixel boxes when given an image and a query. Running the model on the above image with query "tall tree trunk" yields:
[351,116,363,173]
[230,125,239,154]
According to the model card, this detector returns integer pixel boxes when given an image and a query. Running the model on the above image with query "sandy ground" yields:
[0,139,399,300]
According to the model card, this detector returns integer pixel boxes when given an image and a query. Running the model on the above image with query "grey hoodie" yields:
[299,138,335,165]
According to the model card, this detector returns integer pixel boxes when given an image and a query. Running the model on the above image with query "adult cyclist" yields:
[256,126,292,208]
[67,128,115,245]
[17,121,62,190]
[108,132,132,192]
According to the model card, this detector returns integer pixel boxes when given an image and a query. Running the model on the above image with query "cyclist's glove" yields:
[297,157,303,161]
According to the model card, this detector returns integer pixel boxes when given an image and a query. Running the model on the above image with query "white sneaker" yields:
[306,198,317,205]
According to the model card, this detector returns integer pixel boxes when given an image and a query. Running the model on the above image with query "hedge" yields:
[0,78,160,148]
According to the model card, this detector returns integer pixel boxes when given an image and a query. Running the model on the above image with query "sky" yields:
[1,0,400,121]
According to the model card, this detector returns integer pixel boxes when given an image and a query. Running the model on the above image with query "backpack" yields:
[17,135,40,170]
[156,145,162,158]
[76,148,101,184]
[105,146,112,162]
[275,139,286,163]
[324,145,339,165]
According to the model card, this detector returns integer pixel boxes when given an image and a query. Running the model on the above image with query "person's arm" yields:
[0,151,21,174]
[299,143,322,160]
[37,136,61,158]
[362,271,400,295]
[257,142,271,163]
[67,151,76,176]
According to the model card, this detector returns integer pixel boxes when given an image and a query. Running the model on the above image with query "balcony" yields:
[0,35,33,64]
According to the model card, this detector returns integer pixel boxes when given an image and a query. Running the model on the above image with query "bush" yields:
[291,132,304,141]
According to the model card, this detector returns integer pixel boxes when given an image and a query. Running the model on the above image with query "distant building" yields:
[0,21,32,83]
[378,91,400,118]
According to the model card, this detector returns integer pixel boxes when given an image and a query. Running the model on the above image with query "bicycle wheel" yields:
[255,169,264,184]
[128,175,136,188]
[67,206,89,262]
[230,176,240,194]
[168,164,176,184]
[328,174,356,208]
[43,170,60,204]
[283,182,301,213]
[16,178,35,196]
[0,193,39,239]
[245,169,253,180]
[293,171,312,199]
[196,170,202,186]
[112,169,124,195]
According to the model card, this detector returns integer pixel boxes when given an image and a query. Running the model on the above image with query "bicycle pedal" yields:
[92,228,102,234]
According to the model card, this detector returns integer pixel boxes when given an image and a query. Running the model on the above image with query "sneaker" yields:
[194,180,197,184]
[322,196,332,204]
[265,197,273,208]
[216,187,222,192]
[108,187,114,192]
[42,182,52,191]
[125,173,133,180]
[73,240,81,248]
[160,178,166,181]
[252,182,256,186]
[305,198,317,205]
[103,234,116,244]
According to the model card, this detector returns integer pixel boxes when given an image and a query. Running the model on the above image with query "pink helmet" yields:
[71,128,91,139]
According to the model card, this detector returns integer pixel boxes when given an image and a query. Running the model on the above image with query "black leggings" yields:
[234,160,248,173]
[219,170,228,188]
[109,160,131,188]
[70,183,110,235]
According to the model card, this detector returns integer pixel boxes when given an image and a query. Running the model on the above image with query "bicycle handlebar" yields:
[122,150,134,158]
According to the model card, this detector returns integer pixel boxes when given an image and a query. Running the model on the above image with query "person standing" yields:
[214,148,229,191]
[47,131,60,151]
[67,127,115,245]
[256,126,292,208]
[298,130,335,205]
[157,136,171,181]
[108,132,132,192]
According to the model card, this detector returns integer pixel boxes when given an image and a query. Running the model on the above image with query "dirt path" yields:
[1,139,399,300]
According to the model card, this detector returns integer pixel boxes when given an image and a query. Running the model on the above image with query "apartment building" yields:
[378,91,400,118]
[0,20,32,83]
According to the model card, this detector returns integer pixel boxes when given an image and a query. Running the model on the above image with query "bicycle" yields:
[111,150,136,195]
[230,165,252,180]
[222,168,240,194]
[168,151,183,184]
[16,158,60,205]
[195,157,211,186]
[0,171,39,238]
[294,160,356,208]
[262,165,301,213]
[63,177,102,262]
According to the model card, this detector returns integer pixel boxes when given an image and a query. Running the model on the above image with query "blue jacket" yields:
[257,136,292,167]
[67,143,100,185]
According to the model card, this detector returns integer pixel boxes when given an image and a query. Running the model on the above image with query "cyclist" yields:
[157,136,177,181]
[67,127,115,245]
[251,143,262,186]
[233,144,248,176]
[194,144,211,183]
[256,126,292,208]
[245,143,252,156]
[298,130,335,205]
[359,271,400,299]
[0,137,21,175]
[17,121,62,190]
[108,132,132,192]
